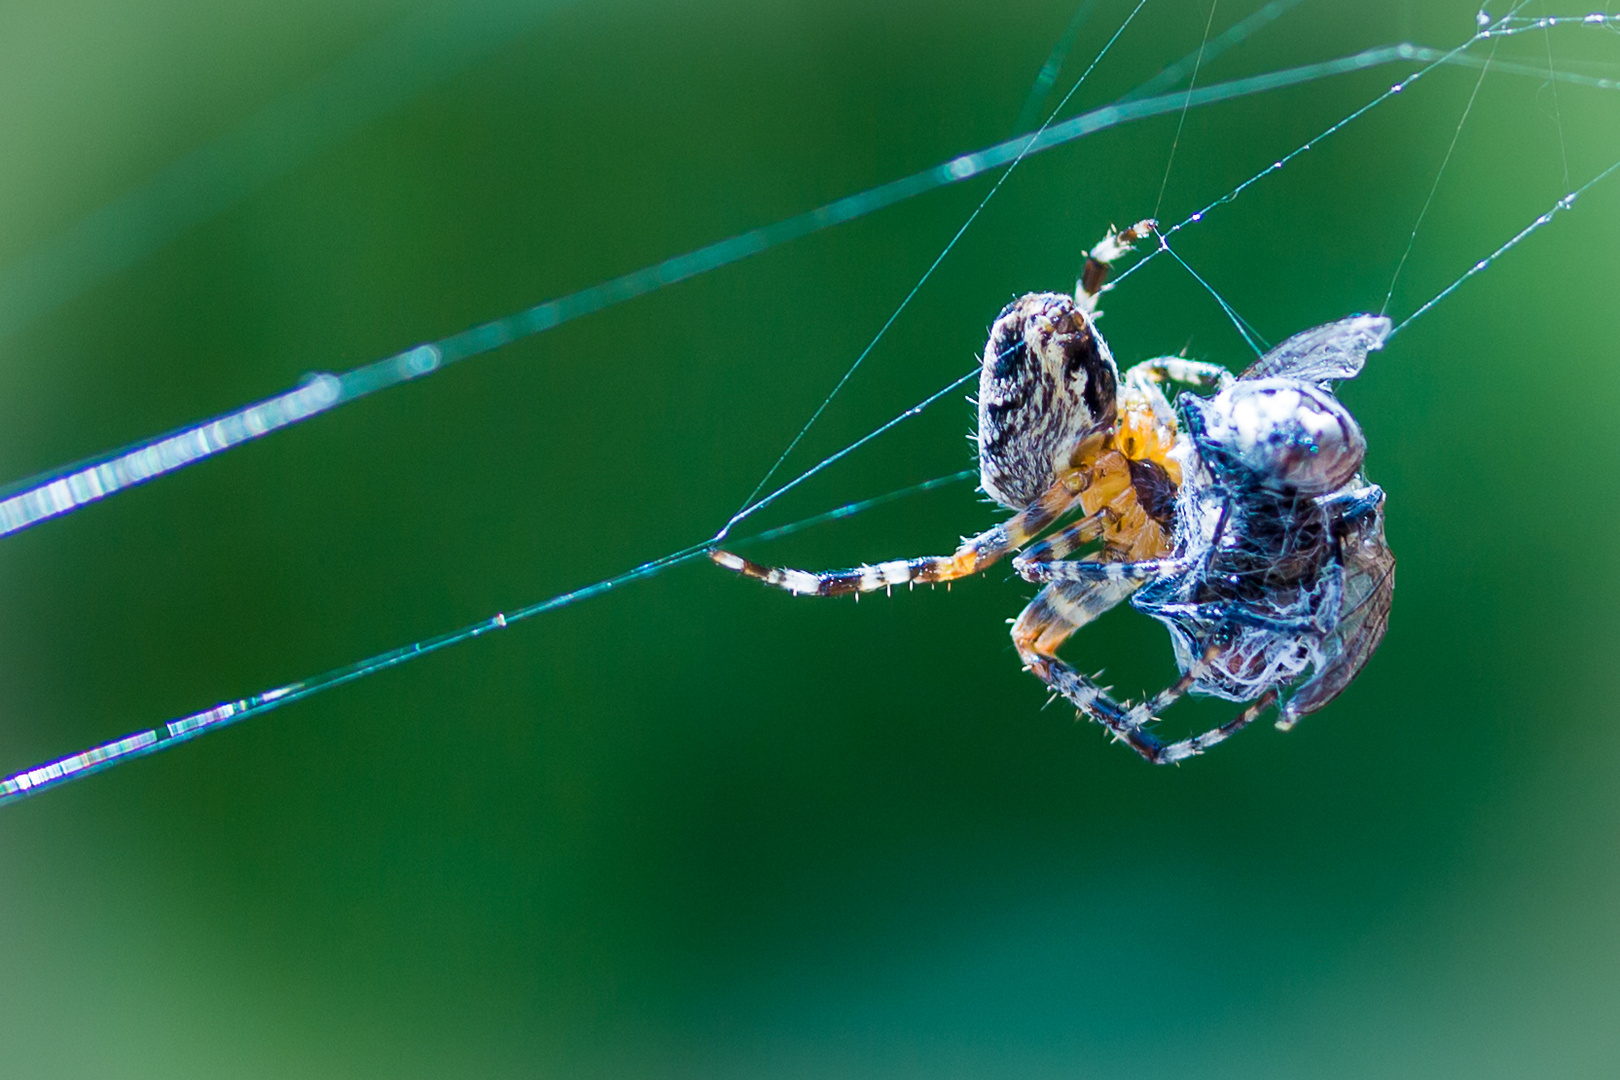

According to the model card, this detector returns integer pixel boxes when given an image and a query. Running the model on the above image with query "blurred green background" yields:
[0,1,1617,1076]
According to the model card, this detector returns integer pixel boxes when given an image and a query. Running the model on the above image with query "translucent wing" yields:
[1240,314,1391,384]
[1279,490,1395,725]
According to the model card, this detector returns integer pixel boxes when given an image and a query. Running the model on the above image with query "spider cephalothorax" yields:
[711,223,1394,764]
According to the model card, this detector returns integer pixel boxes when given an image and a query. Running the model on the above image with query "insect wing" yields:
[1240,314,1391,384]
[1279,496,1395,724]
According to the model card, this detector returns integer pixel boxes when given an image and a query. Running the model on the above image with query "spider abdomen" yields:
[977,292,1118,509]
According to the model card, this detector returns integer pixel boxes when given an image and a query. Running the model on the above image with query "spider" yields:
[711,223,1394,763]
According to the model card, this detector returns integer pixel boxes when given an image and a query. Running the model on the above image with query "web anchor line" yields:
[1392,155,1620,338]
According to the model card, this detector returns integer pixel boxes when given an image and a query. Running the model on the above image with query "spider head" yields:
[977,292,1119,509]
[1183,378,1365,495]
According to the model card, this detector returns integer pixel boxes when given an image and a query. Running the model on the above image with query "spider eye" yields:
[1202,379,1365,494]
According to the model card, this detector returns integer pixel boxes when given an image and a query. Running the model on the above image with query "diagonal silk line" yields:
[1392,154,1620,337]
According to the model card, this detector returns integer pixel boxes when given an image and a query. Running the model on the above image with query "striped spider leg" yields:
[1076,219,1157,315]
[709,469,1089,596]
[1009,579,1279,765]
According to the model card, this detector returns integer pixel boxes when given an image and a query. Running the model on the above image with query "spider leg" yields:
[1010,509,1118,576]
[1011,579,1137,658]
[1013,593,1277,764]
[1017,554,1192,585]
[1076,219,1156,314]
[1107,356,1231,471]
[1012,581,1172,760]
[1146,690,1280,764]
[1122,356,1234,392]
[710,473,1084,596]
